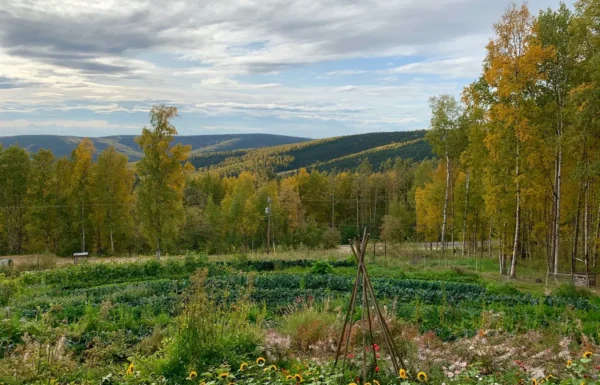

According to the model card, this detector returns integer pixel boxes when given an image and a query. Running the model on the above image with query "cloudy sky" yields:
[0,0,566,138]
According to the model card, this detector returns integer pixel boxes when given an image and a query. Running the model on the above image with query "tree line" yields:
[0,105,431,256]
[1,1,599,280]
[417,1,600,278]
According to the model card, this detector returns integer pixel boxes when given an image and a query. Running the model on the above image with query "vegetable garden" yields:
[1,254,599,384]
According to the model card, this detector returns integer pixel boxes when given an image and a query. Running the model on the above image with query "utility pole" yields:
[266,197,272,254]
[331,189,335,228]
[81,203,86,252]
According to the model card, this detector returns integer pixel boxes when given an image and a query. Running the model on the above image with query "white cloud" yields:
[331,85,357,92]
[0,0,561,136]
[387,56,483,79]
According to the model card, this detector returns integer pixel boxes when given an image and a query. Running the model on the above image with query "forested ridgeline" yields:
[1,2,600,280]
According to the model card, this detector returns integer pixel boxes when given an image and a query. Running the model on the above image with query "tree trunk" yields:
[584,179,590,287]
[462,171,470,257]
[594,203,600,268]
[488,221,493,259]
[110,226,115,255]
[553,138,562,275]
[441,152,450,255]
[571,184,582,278]
[451,173,455,255]
[509,144,520,279]
[81,203,86,252]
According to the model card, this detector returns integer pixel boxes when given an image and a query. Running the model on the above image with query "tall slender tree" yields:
[136,105,192,258]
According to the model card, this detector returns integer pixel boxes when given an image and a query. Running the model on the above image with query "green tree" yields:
[91,147,134,254]
[29,149,57,253]
[136,105,192,258]
[0,146,31,254]
[426,94,463,254]
[70,139,95,253]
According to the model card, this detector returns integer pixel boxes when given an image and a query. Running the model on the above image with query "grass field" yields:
[1,246,599,384]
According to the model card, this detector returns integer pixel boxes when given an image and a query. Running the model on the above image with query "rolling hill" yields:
[0,134,310,160]
[189,130,433,175]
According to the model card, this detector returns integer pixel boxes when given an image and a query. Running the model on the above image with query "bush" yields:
[279,304,337,352]
[553,283,593,300]
[322,227,341,249]
[310,261,334,275]
[160,269,264,379]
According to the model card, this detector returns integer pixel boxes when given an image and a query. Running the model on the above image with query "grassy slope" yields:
[189,130,432,174]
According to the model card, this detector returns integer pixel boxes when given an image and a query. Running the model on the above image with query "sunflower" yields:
[286,375,294,380]
[373,380,380,385]
[417,371,428,382]
[583,351,593,359]
[545,374,556,381]
[239,362,248,372]
[399,369,408,379]
[256,357,266,367]
[264,364,277,372]
[294,374,303,383]
[567,359,573,368]
[126,362,134,376]
[532,379,538,385]
[364,382,371,385]
[349,383,358,385]
[188,371,198,379]
[219,372,229,379]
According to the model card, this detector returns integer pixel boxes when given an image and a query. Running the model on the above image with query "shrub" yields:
[322,227,341,249]
[279,304,337,353]
[553,283,593,300]
[310,261,334,275]
[160,269,264,379]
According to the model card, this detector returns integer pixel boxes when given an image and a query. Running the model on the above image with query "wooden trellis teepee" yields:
[334,228,406,382]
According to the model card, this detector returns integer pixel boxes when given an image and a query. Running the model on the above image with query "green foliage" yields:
[135,105,191,258]
[321,227,341,249]
[309,260,334,275]
[553,283,594,301]
[160,270,264,378]
[279,304,337,352]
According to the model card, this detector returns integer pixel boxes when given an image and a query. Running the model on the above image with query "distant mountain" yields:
[189,130,433,174]
[0,134,311,160]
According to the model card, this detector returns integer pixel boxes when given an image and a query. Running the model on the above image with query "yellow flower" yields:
[287,375,294,380]
[239,362,248,371]
[188,371,198,379]
[532,379,538,385]
[583,351,593,359]
[294,374,303,383]
[545,374,556,381]
[364,382,371,385]
[373,380,381,385]
[219,372,229,379]
[256,357,266,367]
[417,371,428,382]
[263,364,277,372]
[200,382,206,385]
[399,368,408,379]
[126,362,134,375]
[567,359,573,368]
[349,383,358,385]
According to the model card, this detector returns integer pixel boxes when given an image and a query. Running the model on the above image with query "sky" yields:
[0,0,567,139]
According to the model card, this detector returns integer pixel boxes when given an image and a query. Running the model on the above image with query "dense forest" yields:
[1,1,599,279]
